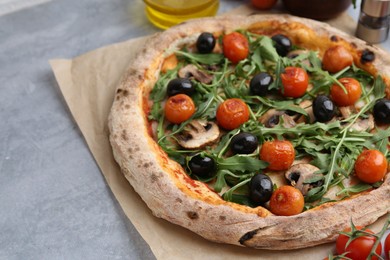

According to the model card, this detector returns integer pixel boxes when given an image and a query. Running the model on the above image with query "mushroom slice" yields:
[295,100,315,123]
[285,164,323,196]
[178,64,213,84]
[286,50,311,67]
[176,120,220,149]
[339,106,357,119]
[350,114,375,132]
[259,109,296,128]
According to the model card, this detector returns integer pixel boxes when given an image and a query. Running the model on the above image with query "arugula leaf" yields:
[217,155,268,172]
[175,50,224,65]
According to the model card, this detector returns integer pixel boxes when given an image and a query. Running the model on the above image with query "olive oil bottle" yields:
[143,0,219,29]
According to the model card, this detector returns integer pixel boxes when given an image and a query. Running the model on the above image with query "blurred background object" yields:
[251,0,278,10]
[282,0,352,20]
[143,0,219,29]
[356,0,390,43]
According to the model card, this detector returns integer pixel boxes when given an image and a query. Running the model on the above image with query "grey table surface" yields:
[0,0,389,259]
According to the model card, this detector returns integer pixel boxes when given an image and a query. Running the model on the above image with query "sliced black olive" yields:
[167,78,194,97]
[249,72,273,96]
[231,132,258,154]
[196,32,216,54]
[373,98,390,124]
[271,34,292,57]
[313,95,336,122]
[188,155,216,178]
[249,174,273,205]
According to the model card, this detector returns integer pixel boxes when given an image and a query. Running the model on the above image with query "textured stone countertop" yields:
[0,0,388,259]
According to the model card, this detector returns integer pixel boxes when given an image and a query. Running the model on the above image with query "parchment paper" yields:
[50,4,387,259]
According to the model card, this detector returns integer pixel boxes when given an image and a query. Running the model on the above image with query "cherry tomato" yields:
[216,98,249,130]
[336,226,382,260]
[322,45,353,73]
[354,149,387,184]
[385,233,390,260]
[330,77,362,106]
[280,67,309,98]
[222,32,249,64]
[251,0,277,10]
[260,140,295,171]
[164,94,195,124]
[269,186,304,216]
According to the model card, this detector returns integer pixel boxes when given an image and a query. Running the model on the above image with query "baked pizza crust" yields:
[108,14,390,249]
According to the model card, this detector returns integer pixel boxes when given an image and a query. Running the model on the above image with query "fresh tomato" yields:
[354,149,387,184]
[222,32,249,64]
[336,226,382,260]
[280,67,309,98]
[251,0,278,10]
[330,77,362,106]
[260,140,295,171]
[385,233,390,260]
[269,185,304,216]
[216,98,249,130]
[322,45,353,73]
[164,94,195,124]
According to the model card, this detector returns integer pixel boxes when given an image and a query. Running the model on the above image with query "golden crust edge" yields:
[108,14,390,250]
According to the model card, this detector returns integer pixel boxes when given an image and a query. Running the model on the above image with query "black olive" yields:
[188,155,216,178]
[373,98,390,124]
[231,132,258,154]
[313,95,336,122]
[249,72,273,96]
[249,174,273,205]
[196,32,216,54]
[360,49,375,64]
[271,34,292,57]
[167,78,194,96]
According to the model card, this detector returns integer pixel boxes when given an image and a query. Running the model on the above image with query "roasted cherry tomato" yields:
[322,45,353,73]
[354,149,387,184]
[280,67,309,98]
[164,94,195,124]
[385,233,390,260]
[330,77,362,106]
[336,226,382,260]
[251,0,277,10]
[216,98,250,130]
[222,32,249,64]
[269,186,304,216]
[260,140,295,171]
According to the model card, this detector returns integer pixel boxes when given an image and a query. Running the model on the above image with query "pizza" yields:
[108,14,390,249]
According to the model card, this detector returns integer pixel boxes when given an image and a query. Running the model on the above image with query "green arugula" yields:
[147,32,390,208]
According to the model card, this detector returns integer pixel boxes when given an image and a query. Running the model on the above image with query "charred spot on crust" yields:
[143,162,150,168]
[239,230,258,245]
[122,90,129,97]
[116,89,123,94]
[125,104,130,109]
[361,49,375,64]
[176,198,182,203]
[330,35,338,42]
[219,216,226,221]
[151,174,158,183]
[187,211,199,220]
[121,130,128,141]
